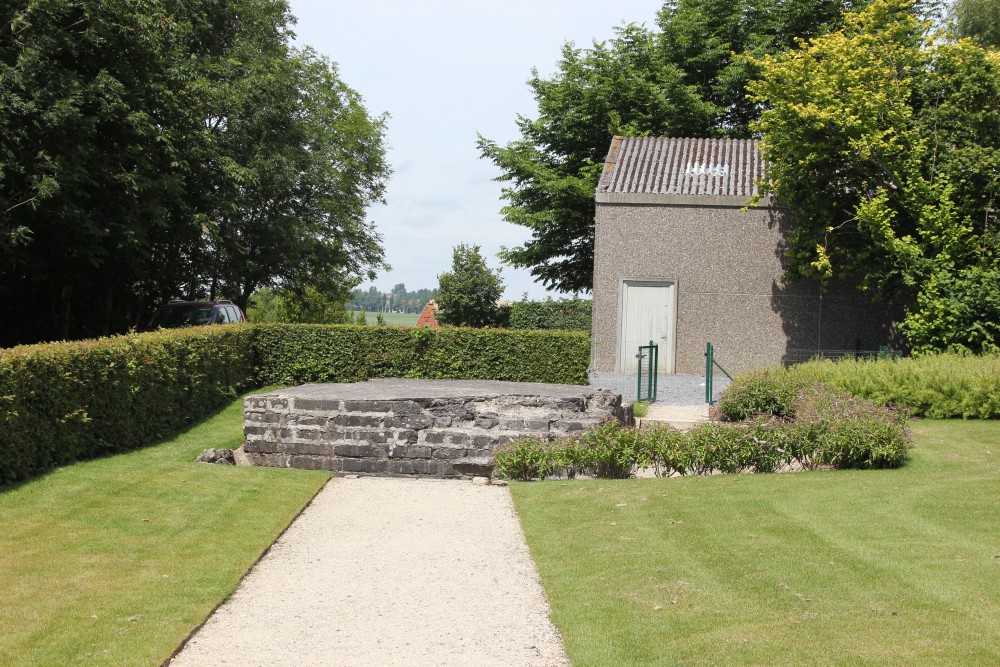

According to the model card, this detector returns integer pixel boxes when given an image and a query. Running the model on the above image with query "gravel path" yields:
[169,477,569,667]
[590,371,730,405]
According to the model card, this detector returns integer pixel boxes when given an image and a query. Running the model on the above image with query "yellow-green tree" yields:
[750,0,1000,352]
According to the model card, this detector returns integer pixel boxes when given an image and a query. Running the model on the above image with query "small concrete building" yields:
[591,136,897,375]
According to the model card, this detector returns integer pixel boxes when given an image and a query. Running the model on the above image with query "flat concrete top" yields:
[263,378,600,401]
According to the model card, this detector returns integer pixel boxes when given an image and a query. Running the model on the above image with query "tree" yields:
[246,286,354,324]
[436,244,505,327]
[479,0,872,294]
[749,0,1000,352]
[478,24,711,293]
[0,0,388,345]
[952,0,1000,47]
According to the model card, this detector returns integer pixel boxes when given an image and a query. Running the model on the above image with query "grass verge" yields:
[351,311,419,326]
[0,392,329,666]
[512,420,1000,666]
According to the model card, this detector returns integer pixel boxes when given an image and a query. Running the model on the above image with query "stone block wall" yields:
[243,379,633,478]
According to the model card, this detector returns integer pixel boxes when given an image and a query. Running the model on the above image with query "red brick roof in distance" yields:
[415,300,440,329]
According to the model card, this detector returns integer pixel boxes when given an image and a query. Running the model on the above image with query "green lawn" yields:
[352,310,419,326]
[512,420,1000,666]
[0,393,329,666]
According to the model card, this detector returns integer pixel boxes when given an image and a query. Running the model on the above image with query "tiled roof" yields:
[597,136,764,199]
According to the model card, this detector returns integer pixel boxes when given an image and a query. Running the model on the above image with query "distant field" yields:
[352,311,419,326]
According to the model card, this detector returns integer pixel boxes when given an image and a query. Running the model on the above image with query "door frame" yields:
[616,277,678,374]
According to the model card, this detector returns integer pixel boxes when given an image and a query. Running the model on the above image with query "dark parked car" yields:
[141,300,246,332]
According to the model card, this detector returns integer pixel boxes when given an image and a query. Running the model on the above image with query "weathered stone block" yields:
[474,414,500,429]
[432,447,468,460]
[339,428,388,444]
[386,414,433,430]
[388,400,422,416]
[334,414,383,428]
[334,443,384,458]
[294,398,340,412]
[295,428,323,441]
[287,441,332,457]
[447,431,471,446]
[343,399,393,413]
[472,434,497,448]
[453,457,495,477]
[290,415,325,427]
[394,429,419,444]
[434,416,453,427]
[406,445,433,459]
[342,458,388,474]
[288,455,327,470]
[423,430,447,445]
[552,420,587,433]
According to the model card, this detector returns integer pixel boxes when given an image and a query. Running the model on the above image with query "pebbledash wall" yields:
[592,136,899,375]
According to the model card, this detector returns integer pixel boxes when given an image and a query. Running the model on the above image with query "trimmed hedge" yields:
[252,324,590,386]
[1,323,591,484]
[508,299,592,332]
[0,327,256,484]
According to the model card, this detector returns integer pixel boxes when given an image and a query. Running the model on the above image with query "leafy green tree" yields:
[246,286,354,325]
[952,0,1000,47]
[479,0,871,293]
[749,0,1000,352]
[478,24,711,293]
[0,0,388,345]
[436,244,506,327]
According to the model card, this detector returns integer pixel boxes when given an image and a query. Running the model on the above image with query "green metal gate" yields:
[637,340,658,402]
[705,341,733,404]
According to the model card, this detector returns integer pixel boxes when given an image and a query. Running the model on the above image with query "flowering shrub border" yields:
[494,383,911,480]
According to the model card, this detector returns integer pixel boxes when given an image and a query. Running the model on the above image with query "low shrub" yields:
[783,352,1000,419]
[790,385,911,469]
[577,420,642,479]
[492,436,559,481]
[716,370,800,421]
[496,384,910,481]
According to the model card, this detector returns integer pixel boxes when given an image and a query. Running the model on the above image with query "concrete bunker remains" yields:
[243,379,633,478]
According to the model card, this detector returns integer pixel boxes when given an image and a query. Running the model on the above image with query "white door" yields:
[618,280,676,373]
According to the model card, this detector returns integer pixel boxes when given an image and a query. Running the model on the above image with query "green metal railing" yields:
[705,341,733,404]
[636,340,658,402]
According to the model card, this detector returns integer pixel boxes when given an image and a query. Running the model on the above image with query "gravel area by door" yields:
[169,477,570,667]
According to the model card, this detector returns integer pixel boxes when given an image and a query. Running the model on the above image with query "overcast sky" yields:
[287,0,662,300]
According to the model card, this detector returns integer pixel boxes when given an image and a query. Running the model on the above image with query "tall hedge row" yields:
[0,327,256,484]
[0,324,591,484]
[252,324,589,385]
[508,300,592,332]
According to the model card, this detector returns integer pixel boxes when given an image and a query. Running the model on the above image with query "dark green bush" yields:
[492,436,558,481]
[0,326,255,484]
[577,420,641,478]
[1,323,590,485]
[716,371,801,421]
[789,385,911,469]
[251,324,590,386]
[508,299,592,332]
